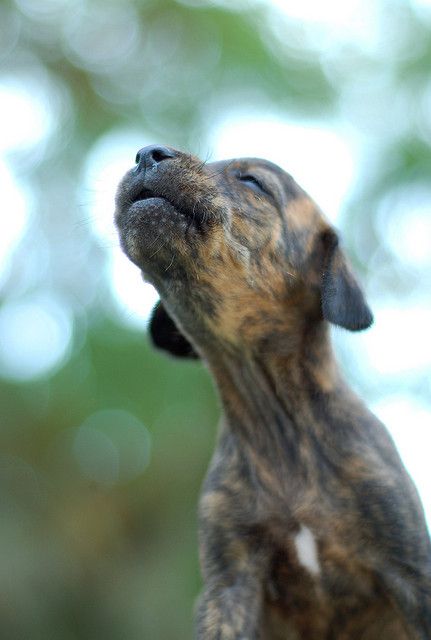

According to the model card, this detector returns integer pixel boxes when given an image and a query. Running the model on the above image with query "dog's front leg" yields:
[195,488,268,640]
[195,560,265,640]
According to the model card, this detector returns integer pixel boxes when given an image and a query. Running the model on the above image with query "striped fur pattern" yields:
[115,146,431,639]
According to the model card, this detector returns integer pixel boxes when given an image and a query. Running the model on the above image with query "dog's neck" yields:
[210,321,341,405]
[206,322,359,481]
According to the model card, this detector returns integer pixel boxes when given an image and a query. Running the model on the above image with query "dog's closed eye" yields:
[237,173,270,197]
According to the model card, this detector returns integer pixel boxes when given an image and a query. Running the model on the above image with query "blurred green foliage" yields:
[0,1,430,638]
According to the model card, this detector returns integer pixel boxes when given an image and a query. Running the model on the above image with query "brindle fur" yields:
[115,146,431,639]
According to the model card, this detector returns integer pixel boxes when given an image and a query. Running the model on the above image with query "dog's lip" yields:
[131,187,160,204]
[129,185,201,226]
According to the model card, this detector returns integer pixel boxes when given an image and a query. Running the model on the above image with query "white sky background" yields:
[0,0,430,523]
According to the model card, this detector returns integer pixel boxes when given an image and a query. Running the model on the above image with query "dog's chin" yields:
[115,197,197,274]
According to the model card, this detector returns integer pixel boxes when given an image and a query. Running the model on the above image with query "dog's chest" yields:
[263,522,380,638]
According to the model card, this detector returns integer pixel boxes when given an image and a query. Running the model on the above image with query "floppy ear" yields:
[149,301,199,359]
[320,230,373,331]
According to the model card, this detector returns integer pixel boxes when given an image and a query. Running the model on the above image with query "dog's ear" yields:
[149,301,199,359]
[320,230,373,332]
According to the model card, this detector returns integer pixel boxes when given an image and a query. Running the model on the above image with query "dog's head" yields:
[115,145,372,359]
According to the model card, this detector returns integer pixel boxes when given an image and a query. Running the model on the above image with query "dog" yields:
[115,145,431,639]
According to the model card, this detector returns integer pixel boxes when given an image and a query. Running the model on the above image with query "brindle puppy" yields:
[115,145,431,639]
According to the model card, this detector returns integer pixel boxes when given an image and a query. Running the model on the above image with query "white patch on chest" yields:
[293,525,321,576]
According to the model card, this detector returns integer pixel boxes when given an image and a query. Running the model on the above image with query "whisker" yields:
[164,253,175,272]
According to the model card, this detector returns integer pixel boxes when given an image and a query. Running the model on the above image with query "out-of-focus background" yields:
[0,0,430,638]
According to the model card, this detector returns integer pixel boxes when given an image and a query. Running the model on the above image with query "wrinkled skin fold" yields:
[115,145,431,639]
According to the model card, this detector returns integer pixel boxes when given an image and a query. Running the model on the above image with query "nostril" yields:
[150,146,176,164]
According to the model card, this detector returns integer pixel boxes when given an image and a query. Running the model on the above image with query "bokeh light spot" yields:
[0,295,73,381]
[73,426,119,487]
[354,303,431,376]
[0,161,31,280]
[63,4,140,72]
[0,79,53,151]
[377,184,431,269]
[73,410,152,486]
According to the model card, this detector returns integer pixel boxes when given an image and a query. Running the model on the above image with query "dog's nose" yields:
[135,145,177,171]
